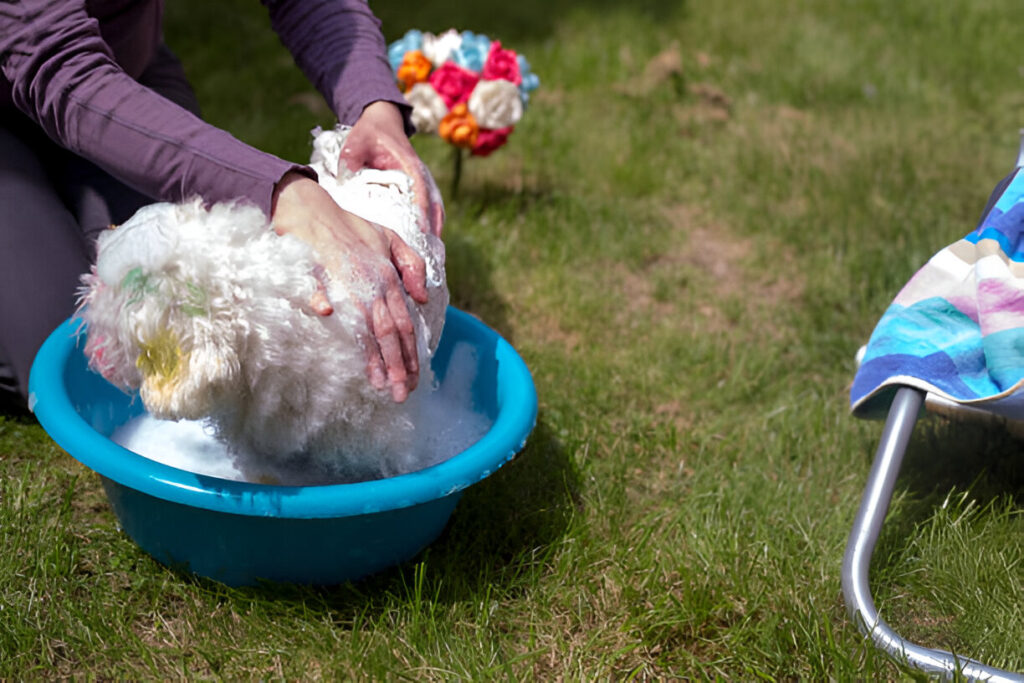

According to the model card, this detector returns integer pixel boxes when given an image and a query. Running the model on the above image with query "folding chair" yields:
[844,139,1024,681]
[842,386,1024,681]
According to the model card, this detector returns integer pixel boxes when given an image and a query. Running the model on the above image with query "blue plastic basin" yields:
[29,307,537,586]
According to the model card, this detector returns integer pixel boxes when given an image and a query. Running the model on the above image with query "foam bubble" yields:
[111,340,493,485]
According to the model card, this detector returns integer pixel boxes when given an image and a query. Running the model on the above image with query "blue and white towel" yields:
[851,168,1024,420]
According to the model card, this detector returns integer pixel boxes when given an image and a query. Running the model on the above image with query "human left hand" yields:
[272,171,427,403]
[340,100,444,237]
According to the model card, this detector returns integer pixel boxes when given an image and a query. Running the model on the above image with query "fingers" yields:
[403,163,431,230]
[409,164,445,236]
[411,174,442,236]
[309,261,421,404]
[429,198,445,238]
[386,285,419,386]
[363,329,388,392]
[383,228,428,304]
[309,288,333,316]
[369,292,419,402]
[339,123,400,175]
[393,153,443,236]
[339,138,368,175]
[307,265,333,316]
[339,115,444,236]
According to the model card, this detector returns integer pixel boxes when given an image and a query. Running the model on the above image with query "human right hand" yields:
[271,171,428,402]
[340,101,445,237]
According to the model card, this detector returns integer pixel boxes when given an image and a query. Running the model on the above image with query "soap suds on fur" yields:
[81,125,461,485]
[113,341,493,485]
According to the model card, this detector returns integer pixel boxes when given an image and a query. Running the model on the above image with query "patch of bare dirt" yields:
[673,100,731,130]
[653,399,694,437]
[69,475,111,521]
[688,82,732,112]
[531,87,567,107]
[611,43,732,136]
[524,310,583,354]
[522,574,670,681]
[614,44,683,97]
[640,43,683,93]
[616,204,805,340]
[734,104,864,179]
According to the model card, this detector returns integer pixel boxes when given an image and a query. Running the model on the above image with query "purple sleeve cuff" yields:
[262,0,413,135]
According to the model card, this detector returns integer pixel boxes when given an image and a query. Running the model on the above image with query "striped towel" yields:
[851,168,1024,420]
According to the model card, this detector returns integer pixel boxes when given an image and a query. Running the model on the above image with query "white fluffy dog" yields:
[77,127,448,484]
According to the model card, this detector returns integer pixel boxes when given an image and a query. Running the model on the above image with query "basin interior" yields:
[29,307,537,585]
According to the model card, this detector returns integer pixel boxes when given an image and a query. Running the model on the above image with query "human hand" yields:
[339,100,445,237]
[271,171,428,402]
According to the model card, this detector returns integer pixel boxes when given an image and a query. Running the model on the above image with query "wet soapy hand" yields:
[271,171,428,402]
[339,100,445,237]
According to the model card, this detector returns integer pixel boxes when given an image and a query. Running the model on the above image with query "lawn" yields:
[3,0,1024,678]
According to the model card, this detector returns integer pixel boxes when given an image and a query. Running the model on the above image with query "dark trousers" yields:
[0,45,200,411]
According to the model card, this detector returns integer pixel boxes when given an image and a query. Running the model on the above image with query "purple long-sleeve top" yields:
[0,0,408,216]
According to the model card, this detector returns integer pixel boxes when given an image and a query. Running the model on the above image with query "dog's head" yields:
[79,201,252,419]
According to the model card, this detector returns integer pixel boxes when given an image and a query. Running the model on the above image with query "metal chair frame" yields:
[842,137,1024,679]
[841,386,1024,681]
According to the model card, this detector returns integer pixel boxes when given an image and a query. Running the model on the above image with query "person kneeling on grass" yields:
[0,0,445,414]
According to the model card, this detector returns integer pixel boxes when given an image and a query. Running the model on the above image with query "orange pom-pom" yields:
[439,103,480,149]
[396,50,432,91]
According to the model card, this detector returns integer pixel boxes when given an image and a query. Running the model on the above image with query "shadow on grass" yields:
[903,418,1024,503]
[419,417,581,584]
[865,415,1024,564]
[176,235,576,611]
[444,227,514,344]
[441,175,557,341]
[451,181,556,216]
[0,393,32,420]
[844,415,1024,674]
[356,417,580,602]
[182,418,581,613]
[372,0,688,44]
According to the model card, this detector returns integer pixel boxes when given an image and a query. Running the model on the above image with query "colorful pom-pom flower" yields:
[388,29,539,159]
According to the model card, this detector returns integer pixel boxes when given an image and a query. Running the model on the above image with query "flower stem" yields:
[451,146,463,200]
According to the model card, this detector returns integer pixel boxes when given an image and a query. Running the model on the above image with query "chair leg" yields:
[842,386,1023,681]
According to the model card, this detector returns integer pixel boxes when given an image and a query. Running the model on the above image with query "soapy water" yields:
[112,341,493,486]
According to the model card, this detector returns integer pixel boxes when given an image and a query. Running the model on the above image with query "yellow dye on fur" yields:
[136,328,187,395]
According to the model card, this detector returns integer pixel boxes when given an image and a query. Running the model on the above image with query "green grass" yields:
[4,0,1024,677]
